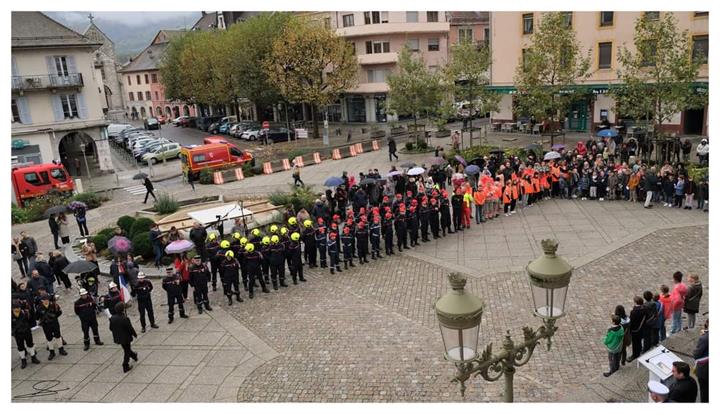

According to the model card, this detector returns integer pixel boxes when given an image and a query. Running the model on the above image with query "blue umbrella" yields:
[324,176,344,187]
[465,165,481,175]
[597,129,619,137]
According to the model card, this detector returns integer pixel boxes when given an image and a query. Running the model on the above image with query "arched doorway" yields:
[156,106,163,118]
[173,106,180,118]
[131,106,138,120]
[149,107,154,117]
[165,106,172,118]
[140,107,147,118]
[183,105,190,116]
[58,132,97,177]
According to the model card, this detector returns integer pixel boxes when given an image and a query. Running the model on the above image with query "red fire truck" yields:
[12,162,75,207]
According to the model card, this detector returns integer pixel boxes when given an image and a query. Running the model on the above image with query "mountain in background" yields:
[45,11,201,63]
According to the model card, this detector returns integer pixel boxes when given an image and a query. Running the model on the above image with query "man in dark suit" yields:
[48,214,60,249]
[627,296,646,362]
[667,361,698,402]
[109,302,138,373]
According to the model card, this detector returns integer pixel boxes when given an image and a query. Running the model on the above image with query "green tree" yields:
[264,17,357,139]
[513,12,591,134]
[444,40,499,145]
[387,46,445,146]
[160,32,195,103]
[612,12,706,137]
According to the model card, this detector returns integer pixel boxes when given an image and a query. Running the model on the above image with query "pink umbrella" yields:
[107,236,132,255]
[165,239,195,254]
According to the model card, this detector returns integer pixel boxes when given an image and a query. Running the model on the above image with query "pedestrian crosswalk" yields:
[123,184,147,196]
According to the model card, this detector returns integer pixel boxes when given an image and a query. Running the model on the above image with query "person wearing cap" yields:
[439,192,452,236]
[189,222,208,266]
[268,235,287,290]
[302,220,317,268]
[355,221,369,264]
[109,302,138,373]
[429,198,441,239]
[327,232,342,274]
[12,300,40,369]
[220,251,243,305]
[101,282,122,316]
[696,138,708,167]
[648,381,670,402]
[315,226,328,269]
[382,212,394,256]
[394,206,408,251]
[243,243,269,299]
[36,294,67,360]
[340,227,354,269]
[74,288,104,350]
[189,255,212,314]
[161,267,187,323]
[132,272,158,333]
[667,361,698,402]
[206,233,221,291]
[287,232,306,284]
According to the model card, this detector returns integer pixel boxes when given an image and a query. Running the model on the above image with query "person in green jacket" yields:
[603,315,625,377]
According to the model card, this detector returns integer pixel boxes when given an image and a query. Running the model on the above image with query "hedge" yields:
[131,231,154,259]
[130,217,156,238]
[117,215,136,234]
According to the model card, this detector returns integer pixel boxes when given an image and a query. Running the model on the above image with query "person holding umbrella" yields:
[108,302,138,373]
[72,202,89,237]
[142,176,156,204]
[388,137,399,161]
[57,212,70,245]
[48,213,60,249]
[50,251,72,290]
[74,288,104,351]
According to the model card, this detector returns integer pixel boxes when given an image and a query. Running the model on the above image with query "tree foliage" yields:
[387,46,445,144]
[611,12,706,135]
[264,17,357,138]
[513,12,591,130]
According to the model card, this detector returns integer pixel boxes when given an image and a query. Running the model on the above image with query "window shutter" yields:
[66,56,77,74]
[17,96,32,124]
[51,95,64,121]
[76,93,88,119]
[46,56,56,75]
[11,56,18,77]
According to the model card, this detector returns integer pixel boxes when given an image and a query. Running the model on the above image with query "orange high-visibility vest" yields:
[551,166,560,182]
[512,183,519,200]
[541,174,551,189]
[523,180,534,194]
[503,186,512,204]
[473,190,486,205]
[532,178,541,193]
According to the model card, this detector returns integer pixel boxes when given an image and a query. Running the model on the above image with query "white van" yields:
[107,123,133,138]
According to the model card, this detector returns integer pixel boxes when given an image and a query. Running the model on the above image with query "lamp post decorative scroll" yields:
[434,239,572,402]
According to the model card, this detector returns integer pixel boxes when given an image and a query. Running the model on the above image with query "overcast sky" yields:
[50,11,200,27]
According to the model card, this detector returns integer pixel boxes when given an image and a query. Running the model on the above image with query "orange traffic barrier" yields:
[313,152,322,164]
[355,143,364,154]
[263,162,273,174]
[234,168,244,181]
[213,171,224,185]
[282,159,291,170]
[372,140,380,151]
[349,145,357,157]
[294,156,304,167]
[332,149,341,160]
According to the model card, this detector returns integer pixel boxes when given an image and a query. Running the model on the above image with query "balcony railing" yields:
[11,73,84,91]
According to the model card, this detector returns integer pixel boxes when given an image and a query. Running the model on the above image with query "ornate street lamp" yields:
[434,239,573,402]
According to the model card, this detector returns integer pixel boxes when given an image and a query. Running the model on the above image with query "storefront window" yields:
[346,95,366,122]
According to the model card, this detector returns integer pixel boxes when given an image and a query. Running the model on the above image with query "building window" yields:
[381,12,388,23]
[366,41,390,54]
[484,28,490,44]
[151,73,158,83]
[427,11,439,23]
[644,12,660,20]
[127,76,131,86]
[324,17,331,29]
[11,98,21,123]
[407,38,420,52]
[522,13,533,34]
[342,14,354,27]
[367,69,389,83]
[145,91,151,101]
[136,74,141,84]
[144,74,149,84]
[641,40,657,66]
[459,27,473,43]
[406,11,418,23]
[364,11,387,24]
[694,11,709,17]
[561,12,572,27]
[598,42,612,69]
[692,35,708,63]
[600,12,614,26]
[54,56,69,76]
[60,94,79,119]
[350,42,356,55]
[155,91,159,100]
[428,38,440,52]
[129,92,134,101]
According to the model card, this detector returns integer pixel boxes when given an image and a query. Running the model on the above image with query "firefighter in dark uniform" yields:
[315,226,328,268]
[395,204,409,251]
[287,217,300,236]
[340,226,354,269]
[189,256,212,314]
[259,236,271,283]
[382,212,395,256]
[12,282,36,329]
[206,233,221,290]
[12,300,40,369]
[162,267,187,323]
[302,219,317,267]
[280,227,292,271]
[269,235,287,290]
[220,251,243,305]
[440,191,453,236]
[236,238,249,290]
[327,232,342,274]
[36,294,67,360]
[429,198,441,239]
[287,232,306,284]
[420,199,431,242]
[451,190,463,232]
[408,204,419,246]
[74,288,104,350]
[243,243,269,299]
[131,272,158,333]
[101,282,122,316]
[346,216,357,258]
[355,221,369,264]
[370,215,383,259]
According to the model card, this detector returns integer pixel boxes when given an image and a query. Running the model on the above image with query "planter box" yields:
[370,130,386,139]
[435,129,451,138]
[390,127,405,136]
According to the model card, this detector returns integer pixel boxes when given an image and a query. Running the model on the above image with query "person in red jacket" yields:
[658,285,673,341]
[670,272,688,335]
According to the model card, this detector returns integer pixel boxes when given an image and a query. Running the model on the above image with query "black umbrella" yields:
[133,172,148,180]
[359,177,377,186]
[63,260,98,275]
[400,162,416,169]
[44,205,70,218]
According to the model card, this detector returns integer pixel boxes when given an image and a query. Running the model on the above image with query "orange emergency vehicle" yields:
[12,162,74,207]
[180,143,253,179]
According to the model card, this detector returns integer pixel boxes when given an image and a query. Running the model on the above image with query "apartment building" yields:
[489,11,709,134]
[448,11,489,46]
[119,30,197,121]
[11,12,114,175]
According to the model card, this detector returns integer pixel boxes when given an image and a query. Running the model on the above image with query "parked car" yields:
[156,114,168,124]
[172,116,187,126]
[263,128,295,144]
[219,122,237,135]
[178,116,197,128]
[144,117,161,130]
[107,123,133,138]
[240,128,261,141]
[196,116,223,132]
[134,139,170,159]
[232,122,260,138]
[210,116,238,134]
[142,143,182,163]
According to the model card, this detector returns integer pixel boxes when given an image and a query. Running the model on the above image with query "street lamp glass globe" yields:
[440,324,479,362]
[526,239,572,320]
[434,274,484,362]
[530,284,568,319]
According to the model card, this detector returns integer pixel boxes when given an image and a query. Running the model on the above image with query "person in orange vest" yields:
[550,161,561,198]
[493,181,503,219]
[484,182,495,221]
[541,171,551,200]
[473,186,486,224]
[510,177,520,214]
[502,183,513,216]
[522,175,534,208]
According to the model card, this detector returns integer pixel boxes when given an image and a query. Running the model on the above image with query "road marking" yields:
[123,184,147,195]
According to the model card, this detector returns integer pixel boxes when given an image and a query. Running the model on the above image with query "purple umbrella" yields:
[386,171,402,177]
[551,144,566,150]
[454,155,467,166]
[165,239,195,255]
[107,236,132,255]
[68,200,88,210]
[426,156,446,166]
